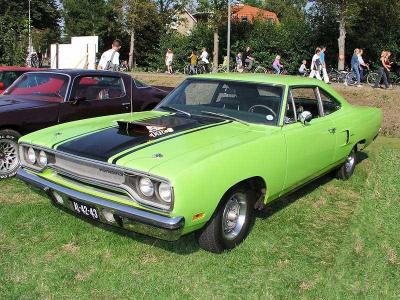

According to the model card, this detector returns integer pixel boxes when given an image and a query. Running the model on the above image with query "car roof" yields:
[0,66,40,71]
[29,69,128,77]
[194,73,329,87]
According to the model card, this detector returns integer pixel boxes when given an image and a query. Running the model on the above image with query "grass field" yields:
[1,74,400,299]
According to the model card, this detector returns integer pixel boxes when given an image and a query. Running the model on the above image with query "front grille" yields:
[53,154,125,186]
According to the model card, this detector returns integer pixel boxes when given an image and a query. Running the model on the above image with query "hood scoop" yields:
[117,120,174,138]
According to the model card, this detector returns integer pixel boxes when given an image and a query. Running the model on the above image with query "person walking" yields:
[165,48,174,74]
[347,48,362,87]
[384,51,393,86]
[358,49,369,82]
[309,48,322,80]
[373,51,390,89]
[97,39,122,71]
[188,49,198,75]
[199,47,209,73]
[319,46,330,83]
[272,55,283,74]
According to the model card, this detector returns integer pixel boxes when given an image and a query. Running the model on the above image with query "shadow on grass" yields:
[23,151,369,255]
[256,151,368,219]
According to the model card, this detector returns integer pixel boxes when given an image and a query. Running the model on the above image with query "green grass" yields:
[1,137,400,299]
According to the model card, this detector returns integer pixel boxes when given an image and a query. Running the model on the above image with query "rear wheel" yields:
[195,187,256,253]
[367,72,379,87]
[345,72,357,86]
[254,66,267,74]
[0,129,21,179]
[336,148,357,180]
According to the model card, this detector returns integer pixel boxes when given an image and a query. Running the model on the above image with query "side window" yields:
[319,89,341,116]
[72,76,125,101]
[289,87,321,120]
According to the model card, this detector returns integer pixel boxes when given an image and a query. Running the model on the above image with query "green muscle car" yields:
[17,74,382,253]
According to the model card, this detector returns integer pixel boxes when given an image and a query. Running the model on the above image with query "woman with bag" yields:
[309,47,322,80]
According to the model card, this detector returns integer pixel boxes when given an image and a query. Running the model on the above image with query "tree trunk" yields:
[213,30,219,73]
[129,29,135,70]
[337,17,346,71]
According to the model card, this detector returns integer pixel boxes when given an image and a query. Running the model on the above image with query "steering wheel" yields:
[248,104,277,118]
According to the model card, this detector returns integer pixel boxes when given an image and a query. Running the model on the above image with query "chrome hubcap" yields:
[0,139,19,175]
[222,192,247,240]
[345,152,355,173]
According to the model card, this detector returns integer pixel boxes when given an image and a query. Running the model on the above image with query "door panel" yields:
[282,118,336,191]
[58,75,131,123]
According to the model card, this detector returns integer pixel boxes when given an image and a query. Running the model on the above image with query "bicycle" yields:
[329,68,349,83]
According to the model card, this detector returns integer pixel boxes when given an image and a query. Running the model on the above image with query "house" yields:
[231,4,279,23]
[170,8,197,35]
[173,4,279,35]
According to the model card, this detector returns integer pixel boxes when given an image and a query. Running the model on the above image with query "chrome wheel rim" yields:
[345,152,356,173]
[0,139,19,175]
[222,192,247,240]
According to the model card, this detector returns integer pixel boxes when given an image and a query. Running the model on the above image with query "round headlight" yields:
[158,182,172,203]
[38,151,48,167]
[139,177,154,197]
[27,147,36,164]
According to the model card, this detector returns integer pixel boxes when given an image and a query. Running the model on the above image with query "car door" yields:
[58,75,131,123]
[281,86,336,193]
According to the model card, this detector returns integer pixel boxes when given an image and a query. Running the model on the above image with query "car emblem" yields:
[152,153,164,159]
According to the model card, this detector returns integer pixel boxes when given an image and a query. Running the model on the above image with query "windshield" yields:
[156,79,284,126]
[4,73,69,102]
[0,71,25,89]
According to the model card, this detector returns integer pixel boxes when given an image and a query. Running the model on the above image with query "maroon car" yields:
[0,66,40,94]
[0,69,169,178]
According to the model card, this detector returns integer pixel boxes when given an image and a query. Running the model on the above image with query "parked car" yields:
[0,66,39,94]
[17,74,382,252]
[0,69,169,178]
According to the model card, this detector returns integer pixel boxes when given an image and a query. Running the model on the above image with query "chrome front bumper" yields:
[17,169,184,241]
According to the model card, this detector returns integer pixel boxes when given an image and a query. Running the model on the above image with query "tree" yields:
[198,0,228,72]
[311,0,360,70]
[112,0,160,69]
[0,0,61,65]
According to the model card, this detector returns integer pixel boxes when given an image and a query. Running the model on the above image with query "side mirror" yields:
[0,82,5,90]
[298,111,312,125]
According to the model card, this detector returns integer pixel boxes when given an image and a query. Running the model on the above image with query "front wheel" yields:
[336,148,357,180]
[195,187,256,253]
[0,129,21,179]
[367,72,379,87]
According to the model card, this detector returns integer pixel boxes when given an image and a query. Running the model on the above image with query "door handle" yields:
[328,128,336,134]
[122,102,131,106]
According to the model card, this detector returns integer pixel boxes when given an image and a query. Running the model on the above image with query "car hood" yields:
[21,111,273,175]
[0,95,53,112]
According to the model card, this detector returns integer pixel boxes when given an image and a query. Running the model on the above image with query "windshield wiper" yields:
[200,111,249,126]
[159,105,191,117]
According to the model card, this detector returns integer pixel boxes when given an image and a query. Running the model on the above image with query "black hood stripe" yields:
[52,126,114,149]
[56,115,226,162]
[110,121,231,164]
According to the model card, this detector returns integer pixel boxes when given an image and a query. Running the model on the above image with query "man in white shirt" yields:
[358,49,368,82]
[199,47,209,73]
[97,39,122,71]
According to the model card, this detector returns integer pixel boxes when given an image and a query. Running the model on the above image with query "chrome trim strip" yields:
[17,169,184,232]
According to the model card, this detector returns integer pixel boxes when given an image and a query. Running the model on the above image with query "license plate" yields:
[71,199,100,221]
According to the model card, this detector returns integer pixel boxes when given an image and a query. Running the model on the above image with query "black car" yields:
[0,69,170,179]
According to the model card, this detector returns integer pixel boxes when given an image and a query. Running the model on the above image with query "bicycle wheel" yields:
[394,77,400,86]
[366,72,379,87]
[254,66,267,74]
[183,65,190,75]
[345,72,357,86]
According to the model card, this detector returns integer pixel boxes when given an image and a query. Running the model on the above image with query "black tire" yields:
[367,72,379,87]
[336,148,357,180]
[0,129,21,179]
[195,187,256,253]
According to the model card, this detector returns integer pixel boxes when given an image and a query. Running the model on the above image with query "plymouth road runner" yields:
[17,74,382,253]
[0,69,169,178]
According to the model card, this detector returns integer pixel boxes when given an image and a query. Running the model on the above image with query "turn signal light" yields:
[192,213,205,222]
